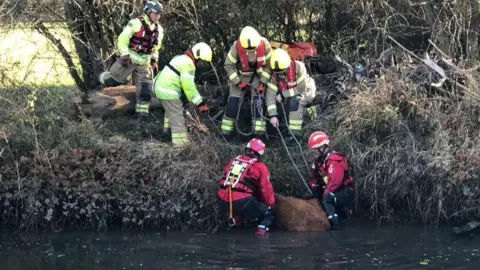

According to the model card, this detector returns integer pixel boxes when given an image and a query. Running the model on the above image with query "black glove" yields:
[151,59,158,76]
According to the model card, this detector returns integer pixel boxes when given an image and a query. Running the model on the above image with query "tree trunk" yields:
[324,0,333,35]
[285,9,297,43]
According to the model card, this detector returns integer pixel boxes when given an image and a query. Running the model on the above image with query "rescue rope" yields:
[235,90,255,136]
[254,92,269,141]
[254,101,312,197]
[274,124,313,196]
[228,186,235,226]
[234,91,270,140]
[278,101,310,170]
[206,114,237,157]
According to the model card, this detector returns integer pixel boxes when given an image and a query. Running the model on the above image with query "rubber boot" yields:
[255,225,269,235]
[329,214,341,230]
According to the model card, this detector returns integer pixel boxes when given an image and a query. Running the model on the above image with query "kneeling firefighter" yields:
[306,131,355,230]
[266,48,317,142]
[152,42,212,147]
[98,1,164,119]
[217,138,275,235]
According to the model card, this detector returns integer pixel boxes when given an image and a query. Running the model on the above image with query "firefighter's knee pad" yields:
[288,96,300,111]
[139,82,152,102]
[225,96,240,119]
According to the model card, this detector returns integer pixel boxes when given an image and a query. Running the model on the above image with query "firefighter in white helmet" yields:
[266,48,317,141]
[152,42,213,147]
[220,26,273,138]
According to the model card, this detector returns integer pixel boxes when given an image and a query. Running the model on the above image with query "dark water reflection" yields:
[0,220,478,269]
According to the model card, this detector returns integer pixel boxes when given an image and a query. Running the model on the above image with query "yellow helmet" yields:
[239,26,261,49]
[270,48,291,71]
[192,42,212,62]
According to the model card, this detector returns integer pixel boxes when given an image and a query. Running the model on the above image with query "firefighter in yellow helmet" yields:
[220,26,273,138]
[266,48,317,141]
[97,1,164,120]
[152,42,212,147]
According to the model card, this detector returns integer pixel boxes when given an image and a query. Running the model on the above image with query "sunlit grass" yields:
[0,23,80,87]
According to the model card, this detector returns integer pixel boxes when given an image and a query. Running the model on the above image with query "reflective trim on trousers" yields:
[164,117,170,128]
[135,102,149,113]
[221,118,234,134]
[289,119,303,131]
[254,120,265,132]
[171,132,188,145]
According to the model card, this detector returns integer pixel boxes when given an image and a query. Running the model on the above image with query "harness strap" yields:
[129,17,158,54]
[224,157,257,226]
[166,62,181,76]
[220,185,254,193]
[224,157,256,188]
[228,186,235,226]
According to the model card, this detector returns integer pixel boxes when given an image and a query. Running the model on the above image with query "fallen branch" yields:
[334,55,354,77]
[388,35,446,77]
[428,39,451,59]
[34,22,87,92]
[430,77,447,88]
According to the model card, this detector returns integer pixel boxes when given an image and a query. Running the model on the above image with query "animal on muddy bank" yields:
[274,193,331,231]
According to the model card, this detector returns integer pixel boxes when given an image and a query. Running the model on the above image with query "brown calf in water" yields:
[274,194,331,231]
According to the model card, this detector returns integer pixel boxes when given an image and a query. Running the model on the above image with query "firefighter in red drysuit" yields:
[217,138,275,235]
[307,131,355,230]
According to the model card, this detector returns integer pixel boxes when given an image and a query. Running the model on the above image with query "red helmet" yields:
[308,131,330,149]
[246,138,265,155]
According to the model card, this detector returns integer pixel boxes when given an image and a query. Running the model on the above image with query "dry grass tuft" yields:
[312,61,480,225]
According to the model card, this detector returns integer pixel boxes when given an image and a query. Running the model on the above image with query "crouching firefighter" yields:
[220,26,273,138]
[98,1,165,120]
[217,138,275,235]
[306,131,355,230]
[266,48,317,143]
[152,42,212,147]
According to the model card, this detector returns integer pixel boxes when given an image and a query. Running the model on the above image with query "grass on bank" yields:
[0,23,81,87]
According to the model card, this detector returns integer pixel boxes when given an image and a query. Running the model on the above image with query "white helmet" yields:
[191,42,213,62]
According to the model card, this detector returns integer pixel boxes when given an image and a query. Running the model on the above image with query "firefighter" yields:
[217,138,275,235]
[220,26,273,138]
[98,1,164,119]
[266,48,317,141]
[306,131,355,230]
[152,42,212,147]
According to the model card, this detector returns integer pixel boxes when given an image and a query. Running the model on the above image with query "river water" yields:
[0,220,478,269]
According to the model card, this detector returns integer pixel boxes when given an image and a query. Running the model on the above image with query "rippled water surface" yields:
[0,220,478,269]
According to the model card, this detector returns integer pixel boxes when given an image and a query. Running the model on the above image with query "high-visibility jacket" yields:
[152,53,203,106]
[118,14,164,66]
[224,37,272,88]
[266,60,315,116]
